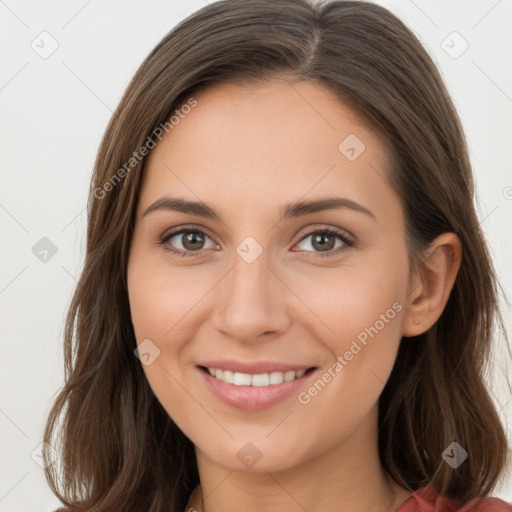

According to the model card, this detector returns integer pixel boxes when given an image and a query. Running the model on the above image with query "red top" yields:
[397,486,512,512]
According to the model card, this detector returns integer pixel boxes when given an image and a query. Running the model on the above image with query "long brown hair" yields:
[43,0,510,510]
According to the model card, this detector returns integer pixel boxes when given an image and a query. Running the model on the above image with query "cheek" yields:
[127,254,207,432]
[127,251,217,406]
[128,251,211,347]
[335,272,404,352]
[288,256,407,403]
[290,259,406,345]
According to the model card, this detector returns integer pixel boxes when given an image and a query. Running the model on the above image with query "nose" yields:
[211,249,291,343]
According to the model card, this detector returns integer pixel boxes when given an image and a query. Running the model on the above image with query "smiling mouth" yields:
[198,365,317,387]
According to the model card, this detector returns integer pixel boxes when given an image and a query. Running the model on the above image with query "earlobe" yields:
[402,233,462,337]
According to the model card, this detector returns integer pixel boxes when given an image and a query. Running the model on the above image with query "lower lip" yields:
[198,366,318,411]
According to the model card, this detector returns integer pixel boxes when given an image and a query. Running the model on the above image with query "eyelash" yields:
[158,226,354,259]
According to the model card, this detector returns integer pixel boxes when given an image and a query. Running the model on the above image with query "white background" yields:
[1,0,511,510]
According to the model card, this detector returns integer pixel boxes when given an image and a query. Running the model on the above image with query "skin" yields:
[127,78,461,512]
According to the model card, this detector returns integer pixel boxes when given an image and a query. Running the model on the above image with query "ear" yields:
[402,232,462,337]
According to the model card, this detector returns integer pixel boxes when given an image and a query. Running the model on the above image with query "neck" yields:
[185,407,412,512]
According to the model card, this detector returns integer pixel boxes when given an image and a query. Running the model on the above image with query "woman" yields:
[44,0,511,510]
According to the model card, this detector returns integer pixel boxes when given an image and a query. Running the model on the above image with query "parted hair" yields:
[44,0,510,510]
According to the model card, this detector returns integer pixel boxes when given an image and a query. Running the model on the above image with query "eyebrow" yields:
[142,196,376,221]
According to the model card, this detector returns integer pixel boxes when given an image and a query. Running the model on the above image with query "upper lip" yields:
[198,360,317,374]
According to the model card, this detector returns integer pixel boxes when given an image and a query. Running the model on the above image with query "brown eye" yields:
[294,228,354,257]
[311,233,336,252]
[160,228,217,257]
[181,231,206,251]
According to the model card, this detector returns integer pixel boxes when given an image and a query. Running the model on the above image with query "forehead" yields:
[139,79,396,219]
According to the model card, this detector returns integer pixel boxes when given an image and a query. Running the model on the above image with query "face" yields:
[127,79,412,473]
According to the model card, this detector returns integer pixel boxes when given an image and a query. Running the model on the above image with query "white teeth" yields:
[283,370,296,381]
[222,370,234,384]
[206,367,311,386]
[233,372,251,386]
[251,373,269,387]
[269,371,284,385]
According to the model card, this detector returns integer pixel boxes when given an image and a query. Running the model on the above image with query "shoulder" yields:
[396,486,512,512]
[459,497,512,512]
